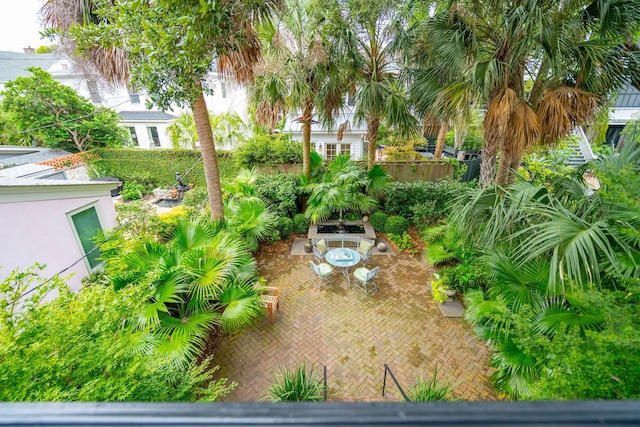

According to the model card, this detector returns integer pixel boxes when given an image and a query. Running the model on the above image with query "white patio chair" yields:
[353,266,379,296]
[356,238,375,267]
[310,260,333,289]
[312,238,328,263]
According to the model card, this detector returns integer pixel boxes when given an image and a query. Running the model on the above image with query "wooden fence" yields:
[256,162,454,183]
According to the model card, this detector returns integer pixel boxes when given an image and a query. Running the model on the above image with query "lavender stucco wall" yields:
[0,195,117,291]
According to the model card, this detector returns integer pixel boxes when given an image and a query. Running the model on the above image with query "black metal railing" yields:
[382,364,410,401]
[323,365,327,401]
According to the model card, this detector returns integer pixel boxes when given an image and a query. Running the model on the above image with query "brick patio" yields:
[212,250,498,402]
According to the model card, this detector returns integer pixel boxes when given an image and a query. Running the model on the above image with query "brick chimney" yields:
[23,46,36,54]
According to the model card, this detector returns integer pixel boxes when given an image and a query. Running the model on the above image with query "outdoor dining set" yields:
[309,237,379,296]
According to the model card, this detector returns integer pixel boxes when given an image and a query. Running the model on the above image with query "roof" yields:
[0,51,57,83]
[0,147,72,167]
[614,84,640,108]
[0,164,55,179]
[0,176,121,203]
[118,111,177,122]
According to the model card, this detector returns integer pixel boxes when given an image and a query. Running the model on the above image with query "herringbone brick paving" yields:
[212,251,498,401]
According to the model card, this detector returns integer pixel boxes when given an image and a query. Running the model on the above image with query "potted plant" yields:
[430,273,456,303]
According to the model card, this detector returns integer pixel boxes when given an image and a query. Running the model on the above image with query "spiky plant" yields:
[267,363,324,402]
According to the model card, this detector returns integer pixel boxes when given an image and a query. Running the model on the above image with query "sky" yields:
[0,0,47,52]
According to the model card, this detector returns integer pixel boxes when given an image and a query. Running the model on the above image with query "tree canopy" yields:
[1,67,126,152]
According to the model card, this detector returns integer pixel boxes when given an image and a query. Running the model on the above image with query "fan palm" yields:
[304,155,380,224]
[111,217,262,364]
[43,0,284,221]
[417,0,640,187]
[321,0,418,170]
[250,0,346,181]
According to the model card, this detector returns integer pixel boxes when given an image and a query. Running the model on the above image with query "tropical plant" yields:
[0,265,233,401]
[267,363,324,402]
[414,0,640,187]
[448,141,640,398]
[167,111,199,149]
[304,155,384,224]
[105,217,263,365]
[407,364,456,401]
[51,0,283,220]
[250,0,345,180]
[320,0,418,169]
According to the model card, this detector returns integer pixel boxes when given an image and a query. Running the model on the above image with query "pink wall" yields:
[0,195,117,291]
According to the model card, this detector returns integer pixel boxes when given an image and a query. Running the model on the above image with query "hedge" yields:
[383,180,466,223]
[88,148,237,189]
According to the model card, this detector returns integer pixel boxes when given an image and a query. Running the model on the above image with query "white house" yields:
[606,84,640,147]
[0,176,119,291]
[283,112,368,161]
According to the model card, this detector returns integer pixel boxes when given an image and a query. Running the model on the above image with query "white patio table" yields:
[325,247,361,287]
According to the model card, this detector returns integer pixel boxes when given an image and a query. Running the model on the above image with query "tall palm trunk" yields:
[192,83,224,221]
[495,145,514,186]
[480,124,501,188]
[301,103,313,181]
[434,120,448,159]
[366,114,380,170]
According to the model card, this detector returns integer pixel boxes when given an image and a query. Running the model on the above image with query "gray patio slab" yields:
[437,296,465,318]
[290,238,395,256]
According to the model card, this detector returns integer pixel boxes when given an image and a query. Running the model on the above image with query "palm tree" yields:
[167,112,199,149]
[167,111,247,150]
[321,0,418,170]
[249,0,346,181]
[408,11,475,160]
[418,0,640,187]
[113,218,263,365]
[304,154,384,224]
[42,0,284,221]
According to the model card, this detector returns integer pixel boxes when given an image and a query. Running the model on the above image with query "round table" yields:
[325,248,361,287]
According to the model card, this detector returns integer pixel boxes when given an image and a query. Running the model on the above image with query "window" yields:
[87,80,103,103]
[68,205,104,271]
[347,93,356,107]
[128,92,141,104]
[128,127,139,146]
[326,143,337,160]
[220,82,227,99]
[340,144,351,157]
[147,126,161,147]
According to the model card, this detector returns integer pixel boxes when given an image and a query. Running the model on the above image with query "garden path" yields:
[211,249,498,401]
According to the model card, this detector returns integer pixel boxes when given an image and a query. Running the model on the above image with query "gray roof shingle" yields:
[0,51,57,83]
[118,111,177,121]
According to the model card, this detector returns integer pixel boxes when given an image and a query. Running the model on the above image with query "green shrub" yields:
[267,363,323,402]
[181,187,209,210]
[234,134,303,168]
[369,211,388,232]
[120,181,146,200]
[88,148,237,190]
[388,232,415,254]
[384,180,465,223]
[293,214,309,234]
[276,216,294,240]
[385,215,408,235]
[255,174,299,218]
